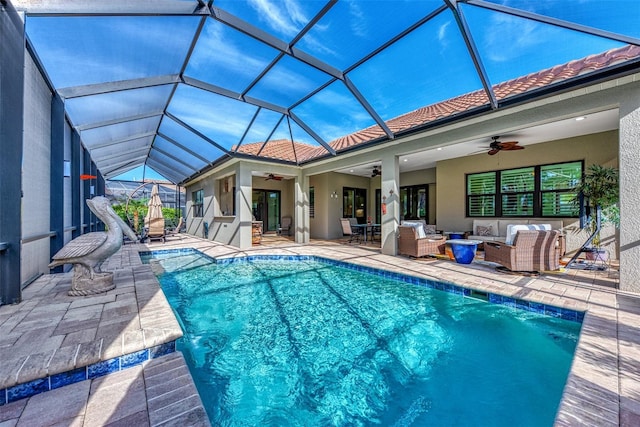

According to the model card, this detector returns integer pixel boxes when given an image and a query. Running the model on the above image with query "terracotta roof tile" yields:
[240,45,640,163]
[235,139,324,163]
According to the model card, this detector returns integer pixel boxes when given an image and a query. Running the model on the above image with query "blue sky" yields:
[25,0,637,183]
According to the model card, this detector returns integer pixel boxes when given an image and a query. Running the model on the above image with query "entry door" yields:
[252,190,281,232]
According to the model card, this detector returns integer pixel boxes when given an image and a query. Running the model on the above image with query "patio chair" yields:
[146,217,166,243]
[340,218,362,243]
[372,224,382,242]
[277,216,292,236]
[166,217,184,239]
[484,230,560,272]
[397,225,445,258]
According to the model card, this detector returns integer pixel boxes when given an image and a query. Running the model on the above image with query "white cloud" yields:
[260,63,318,93]
[348,1,368,38]
[248,0,307,38]
[482,13,541,62]
[438,21,451,43]
[169,88,257,142]
[188,21,273,80]
[298,34,338,58]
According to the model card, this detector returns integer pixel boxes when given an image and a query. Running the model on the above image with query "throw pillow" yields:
[477,225,493,236]
[424,224,436,234]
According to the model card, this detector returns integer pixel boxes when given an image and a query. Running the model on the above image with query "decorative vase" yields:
[451,241,478,264]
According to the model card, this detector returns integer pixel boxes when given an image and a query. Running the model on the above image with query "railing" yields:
[21,231,56,244]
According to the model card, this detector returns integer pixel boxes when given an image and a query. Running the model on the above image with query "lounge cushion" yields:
[505,223,551,245]
[402,221,427,238]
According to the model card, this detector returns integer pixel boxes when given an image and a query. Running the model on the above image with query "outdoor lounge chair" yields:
[146,217,166,243]
[484,230,560,272]
[165,217,184,239]
[397,225,445,258]
[277,216,292,236]
[340,218,362,243]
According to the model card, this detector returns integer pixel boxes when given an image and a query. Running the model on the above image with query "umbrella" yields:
[144,184,164,227]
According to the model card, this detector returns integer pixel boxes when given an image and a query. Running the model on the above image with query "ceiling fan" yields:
[487,136,524,155]
[265,173,283,181]
[371,165,381,178]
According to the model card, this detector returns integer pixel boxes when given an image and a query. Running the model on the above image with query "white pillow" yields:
[403,221,427,238]
[505,223,551,245]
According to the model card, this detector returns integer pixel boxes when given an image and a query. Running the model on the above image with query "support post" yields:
[71,131,81,239]
[50,94,65,273]
[380,154,400,255]
[0,3,25,305]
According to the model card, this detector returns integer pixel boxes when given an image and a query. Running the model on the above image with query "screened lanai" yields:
[15,0,640,185]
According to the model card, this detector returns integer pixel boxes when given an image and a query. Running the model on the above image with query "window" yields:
[540,161,582,217]
[501,167,534,216]
[309,187,315,218]
[467,172,496,216]
[467,161,582,217]
[192,189,203,217]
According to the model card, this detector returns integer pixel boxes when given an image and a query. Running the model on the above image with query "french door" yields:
[343,187,367,224]
[252,190,281,232]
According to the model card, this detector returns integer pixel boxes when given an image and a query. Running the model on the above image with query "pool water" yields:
[143,251,581,427]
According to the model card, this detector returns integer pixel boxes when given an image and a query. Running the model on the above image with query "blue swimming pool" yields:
[142,250,582,426]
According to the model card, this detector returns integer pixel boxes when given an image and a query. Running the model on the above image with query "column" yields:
[294,173,310,243]
[618,88,640,293]
[50,94,65,272]
[236,162,253,250]
[0,4,24,305]
[380,153,400,255]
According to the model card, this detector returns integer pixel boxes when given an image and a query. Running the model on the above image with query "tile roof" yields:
[235,139,327,163]
[240,45,640,163]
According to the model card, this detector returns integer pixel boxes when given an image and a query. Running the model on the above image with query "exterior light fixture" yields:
[330,191,339,199]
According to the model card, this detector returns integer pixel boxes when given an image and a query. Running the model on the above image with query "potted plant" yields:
[573,164,619,260]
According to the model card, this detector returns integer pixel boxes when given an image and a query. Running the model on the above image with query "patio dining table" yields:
[351,223,381,243]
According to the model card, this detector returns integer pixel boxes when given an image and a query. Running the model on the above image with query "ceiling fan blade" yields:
[488,149,500,155]
[503,144,524,151]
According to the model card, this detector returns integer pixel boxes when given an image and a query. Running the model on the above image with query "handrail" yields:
[21,231,56,244]
[64,226,77,232]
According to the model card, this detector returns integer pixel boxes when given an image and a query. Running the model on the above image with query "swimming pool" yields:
[142,250,582,426]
